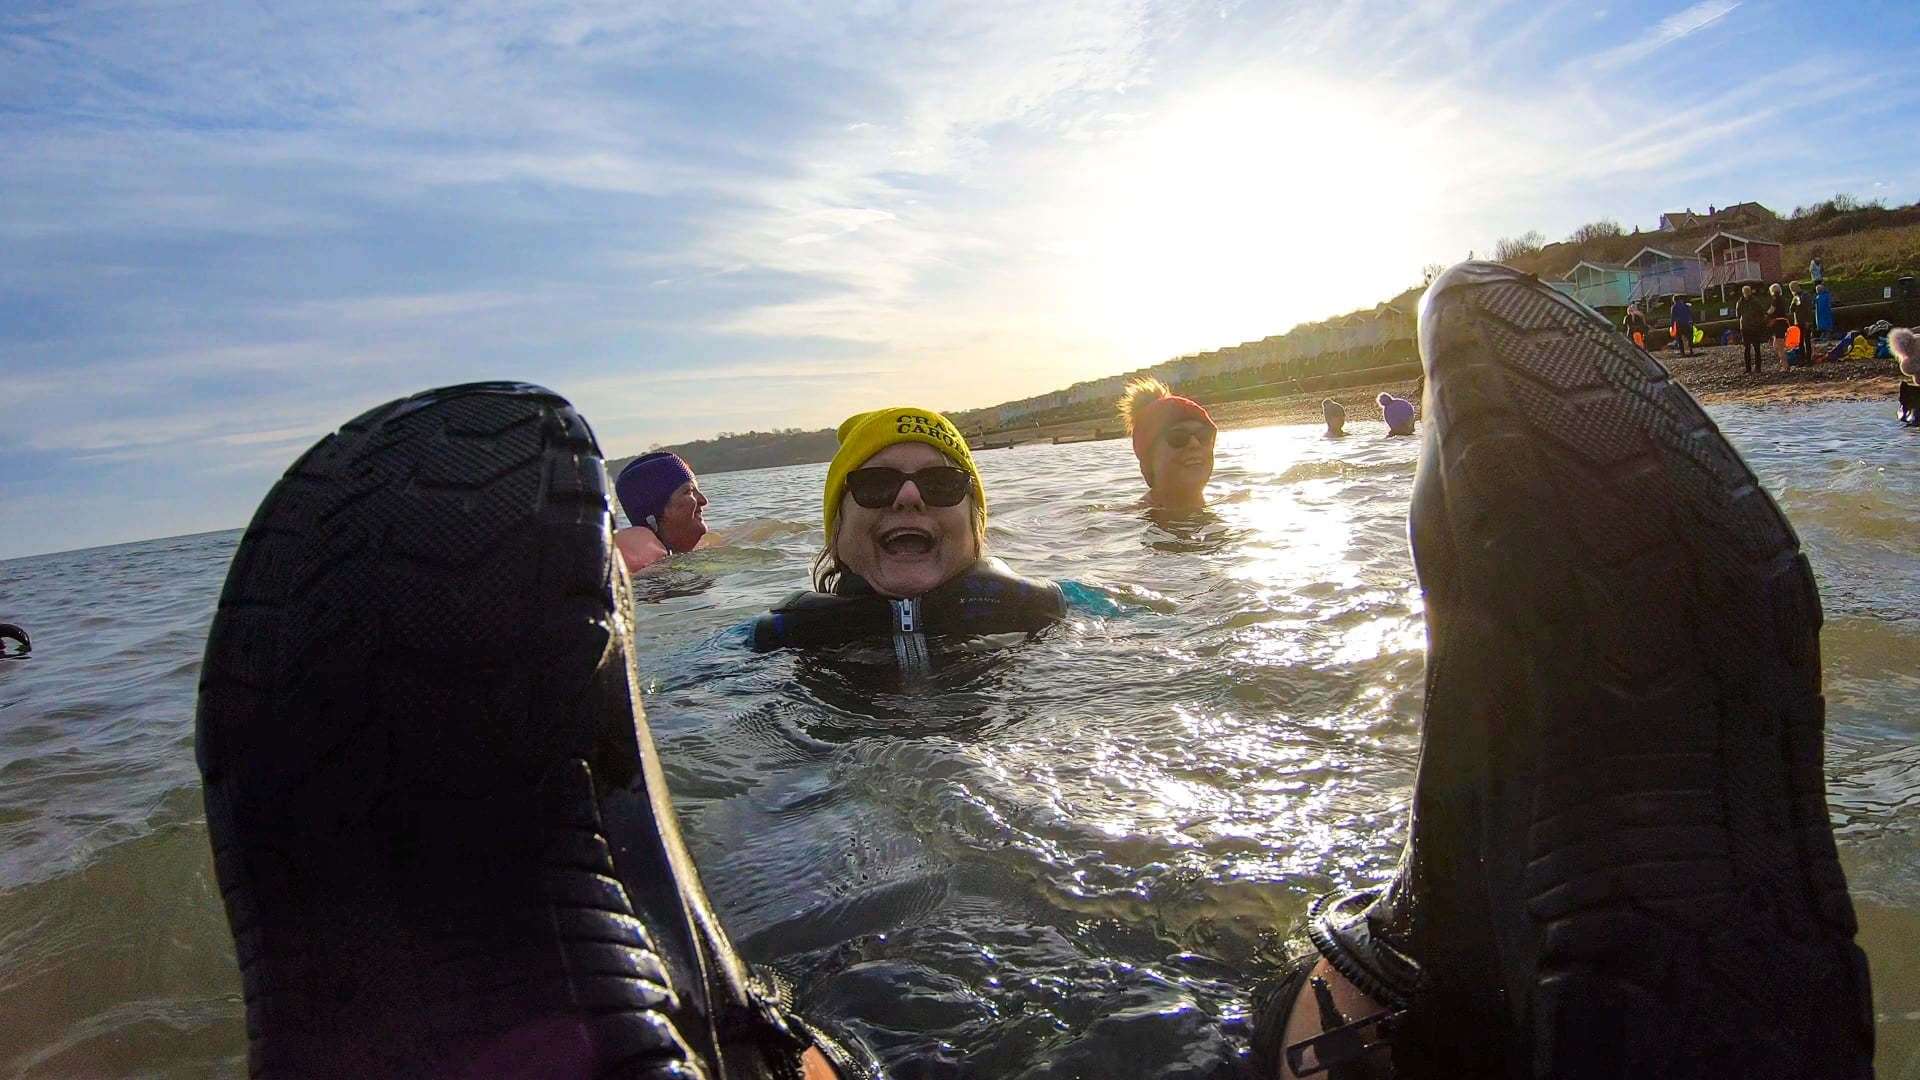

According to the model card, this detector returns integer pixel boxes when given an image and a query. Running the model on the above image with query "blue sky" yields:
[3,0,1917,558]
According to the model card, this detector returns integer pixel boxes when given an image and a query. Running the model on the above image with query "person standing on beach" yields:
[613,451,710,573]
[1767,283,1791,368]
[1810,256,1824,284]
[1789,282,1813,359]
[1671,294,1695,356]
[1119,376,1216,509]
[1737,284,1769,373]
[1622,304,1649,349]
[1815,281,1835,341]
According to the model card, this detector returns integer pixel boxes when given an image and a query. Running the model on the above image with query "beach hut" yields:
[1625,246,1706,302]
[1696,232,1783,305]
[1559,261,1640,310]
[1375,303,1416,346]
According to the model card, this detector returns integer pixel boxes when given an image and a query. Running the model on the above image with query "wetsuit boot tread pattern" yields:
[197,382,705,1078]
[1408,264,1872,1078]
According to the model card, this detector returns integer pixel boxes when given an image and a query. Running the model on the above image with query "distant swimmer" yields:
[1377,391,1416,436]
[1322,398,1347,437]
[612,451,709,573]
[1118,376,1216,509]
[0,623,28,658]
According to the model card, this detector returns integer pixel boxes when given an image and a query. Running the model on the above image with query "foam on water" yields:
[0,401,1915,1075]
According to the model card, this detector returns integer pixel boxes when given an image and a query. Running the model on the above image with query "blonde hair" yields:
[1892,327,1919,379]
[1117,376,1173,434]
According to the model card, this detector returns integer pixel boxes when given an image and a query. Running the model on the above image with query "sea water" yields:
[1,402,1915,1076]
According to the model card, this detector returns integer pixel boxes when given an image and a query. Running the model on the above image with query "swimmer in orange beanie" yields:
[1119,377,1216,509]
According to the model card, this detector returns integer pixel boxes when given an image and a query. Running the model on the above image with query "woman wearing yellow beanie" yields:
[814,406,989,598]
[752,405,1064,654]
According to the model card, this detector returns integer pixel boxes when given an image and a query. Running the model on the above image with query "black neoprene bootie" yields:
[197,382,878,1078]
[1287,265,1874,1079]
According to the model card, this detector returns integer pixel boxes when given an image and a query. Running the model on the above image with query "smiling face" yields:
[656,478,708,552]
[832,441,979,598]
[1146,420,1215,507]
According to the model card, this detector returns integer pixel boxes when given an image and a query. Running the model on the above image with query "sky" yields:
[3,0,1918,559]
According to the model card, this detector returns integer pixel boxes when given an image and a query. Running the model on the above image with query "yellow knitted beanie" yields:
[823,407,983,538]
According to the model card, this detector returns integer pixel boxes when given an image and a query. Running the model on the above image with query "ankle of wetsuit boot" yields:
[1251,955,1399,1080]
[1283,976,1400,1080]
[1249,954,1320,1078]
[1305,888,1419,1011]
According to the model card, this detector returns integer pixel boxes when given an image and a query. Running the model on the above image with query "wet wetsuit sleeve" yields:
[1057,580,1135,617]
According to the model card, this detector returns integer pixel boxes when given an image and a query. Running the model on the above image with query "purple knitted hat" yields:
[615,452,694,529]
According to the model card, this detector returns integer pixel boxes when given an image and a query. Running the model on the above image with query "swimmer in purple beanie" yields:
[613,451,709,572]
[1377,391,1416,436]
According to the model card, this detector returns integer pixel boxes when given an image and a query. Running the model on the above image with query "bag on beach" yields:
[1785,346,1806,368]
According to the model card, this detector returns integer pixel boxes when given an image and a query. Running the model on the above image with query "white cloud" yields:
[1586,0,1739,71]
[1651,0,1740,43]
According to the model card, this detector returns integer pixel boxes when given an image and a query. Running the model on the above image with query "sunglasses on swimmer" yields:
[845,466,973,509]
[1160,426,1215,450]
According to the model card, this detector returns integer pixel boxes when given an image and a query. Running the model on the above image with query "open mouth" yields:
[879,527,935,557]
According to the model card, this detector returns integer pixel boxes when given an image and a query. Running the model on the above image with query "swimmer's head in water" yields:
[1378,392,1417,435]
[1893,327,1919,379]
[616,452,708,552]
[1323,398,1346,435]
[1120,377,1215,505]
[656,478,708,552]
[817,407,986,597]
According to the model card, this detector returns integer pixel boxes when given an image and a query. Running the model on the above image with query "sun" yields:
[1053,78,1460,366]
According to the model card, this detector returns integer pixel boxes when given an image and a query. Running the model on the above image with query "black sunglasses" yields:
[845,466,973,509]
[1161,426,1215,450]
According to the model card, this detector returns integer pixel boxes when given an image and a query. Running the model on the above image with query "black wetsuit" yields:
[752,557,1065,665]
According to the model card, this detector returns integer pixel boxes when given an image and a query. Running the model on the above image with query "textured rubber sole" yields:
[1409,265,1874,1078]
[196,383,706,1078]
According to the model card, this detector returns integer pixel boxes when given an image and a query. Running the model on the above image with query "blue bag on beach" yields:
[1785,346,1805,368]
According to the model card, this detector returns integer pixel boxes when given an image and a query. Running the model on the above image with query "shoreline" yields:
[976,342,1902,444]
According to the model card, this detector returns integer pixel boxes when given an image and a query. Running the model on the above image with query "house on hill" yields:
[1711,201,1776,228]
[1697,231,1783,304]
[1659,208,1706,232]
[1626,246,1706,302]
[1658,202,1776,233]
[1552,261,1638,309]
